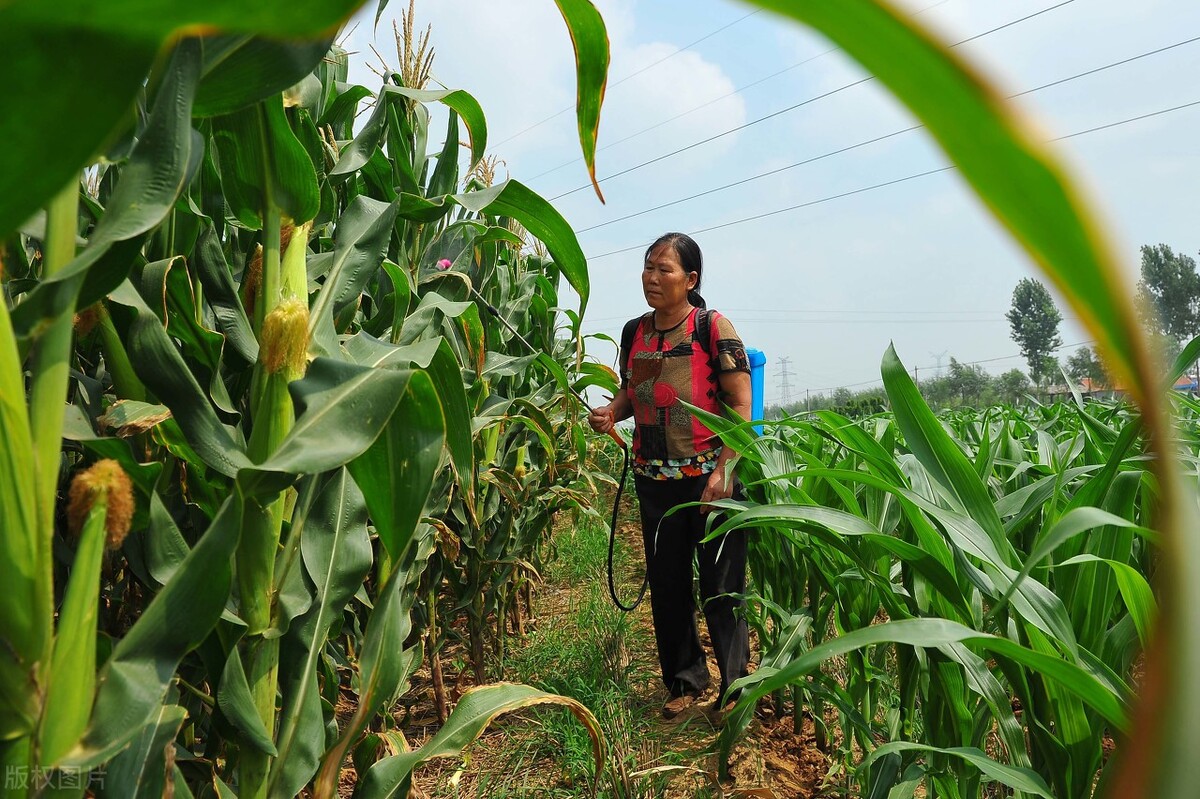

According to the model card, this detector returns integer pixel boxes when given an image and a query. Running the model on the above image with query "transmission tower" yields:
[930,349,950,378]
[777,357,794,405]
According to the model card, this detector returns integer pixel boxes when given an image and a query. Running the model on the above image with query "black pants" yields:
[634,474,750,702]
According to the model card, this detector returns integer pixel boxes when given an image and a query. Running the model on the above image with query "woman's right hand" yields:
[588,405,615,434]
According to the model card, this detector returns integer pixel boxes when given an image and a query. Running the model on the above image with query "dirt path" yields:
[399,509,833,798]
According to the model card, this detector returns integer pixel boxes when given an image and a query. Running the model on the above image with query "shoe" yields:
[707,698,737,724]
[661,693,697,719]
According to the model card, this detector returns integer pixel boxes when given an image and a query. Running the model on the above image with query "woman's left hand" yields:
[700,467,735,514]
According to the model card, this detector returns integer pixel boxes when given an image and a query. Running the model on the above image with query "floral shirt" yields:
[620,308,749,479]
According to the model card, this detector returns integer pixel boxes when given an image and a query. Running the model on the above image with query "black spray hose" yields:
[469,285,647,612]
[607,440,648,612]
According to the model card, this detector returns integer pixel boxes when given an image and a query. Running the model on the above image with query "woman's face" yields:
[642,243,697,311]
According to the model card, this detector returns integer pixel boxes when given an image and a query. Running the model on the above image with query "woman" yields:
[588,232,752,719]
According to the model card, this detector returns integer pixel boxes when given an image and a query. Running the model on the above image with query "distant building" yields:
[1043,373,1197,403]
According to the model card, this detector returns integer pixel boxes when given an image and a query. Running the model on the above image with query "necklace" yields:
[652,306,693,334]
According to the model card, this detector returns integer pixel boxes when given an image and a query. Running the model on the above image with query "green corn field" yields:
[0,0,1195,797]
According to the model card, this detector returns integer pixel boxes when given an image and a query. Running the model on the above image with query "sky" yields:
[344,0,1200,406]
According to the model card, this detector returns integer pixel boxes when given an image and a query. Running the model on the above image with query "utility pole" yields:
[777,357,794,406]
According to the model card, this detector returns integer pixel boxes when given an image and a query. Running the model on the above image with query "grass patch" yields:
[544,506,615,586]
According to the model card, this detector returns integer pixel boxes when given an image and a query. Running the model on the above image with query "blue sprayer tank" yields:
[747,348,766,434]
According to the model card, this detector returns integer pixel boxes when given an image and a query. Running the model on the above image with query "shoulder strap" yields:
[695,308,718,372]
[619,314,645,380]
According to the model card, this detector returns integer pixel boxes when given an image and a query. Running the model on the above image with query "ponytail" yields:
[688,289,706,309]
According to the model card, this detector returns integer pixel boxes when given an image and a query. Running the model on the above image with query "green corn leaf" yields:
[552,0,609,202]
[307,195,401,354]
[216,649,278,757]
[372,261,414,340]
[343,333,442,369]
[942,642,1030,770]
[93,52,204,247]
[454,180,590,317]
[9,39,203,343]
[97,703,187,799]
[348,369,445,559]
[59,496,243,770]
[318,84,372,138]
[193,224,259,365]
[428,104,460,199]
[422,340,476,504]
[0,0,361,239]
[858,742,1053,798]
[122,299,252,478]
[717,617,1127,767]
[270,469,372,799]
[1168,333,1200,388]
[313,565,415,799]
[882,344,1012,565]
[680,400,760,462]
[356,683,606,799]
[397,293,474,346]
[704,500,974,624]
[194,35,336,117]
[1059,554,1157,648]
[237,358,415,498]
[143,494,192,587]
[210,95,320,228]
[327,85,391,178]
[386,87,488,171]
[0,286,40,738]
[40,500,109,763]
[990,507,1150,619]
[135,257,229,402]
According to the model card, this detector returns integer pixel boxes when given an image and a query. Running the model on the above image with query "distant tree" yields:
[946,358,989,406]
[1065,346,1108,386]
[1006,278,1063,385]
[1137,244,1200,346]
[919,372,955,408]
[995,369,1031,404]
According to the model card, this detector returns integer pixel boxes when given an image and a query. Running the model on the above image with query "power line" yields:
[487,10,763,152]
[549,0,1076,202]
[525,0,956,184]
[584,98,1200,261]
[587,165,955,260]
[1009,35,1200,99]
[574,34,1200,235]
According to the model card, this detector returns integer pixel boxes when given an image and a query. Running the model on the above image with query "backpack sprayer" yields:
[469,286,648,611]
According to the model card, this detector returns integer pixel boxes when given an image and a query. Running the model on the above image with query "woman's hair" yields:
[645,232,706,309]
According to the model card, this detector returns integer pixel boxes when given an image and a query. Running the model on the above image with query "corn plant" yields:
[694,349,1160,797]
[0,1,613,796]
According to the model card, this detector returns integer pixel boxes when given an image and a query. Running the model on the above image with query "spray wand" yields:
[468,283,648,612]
